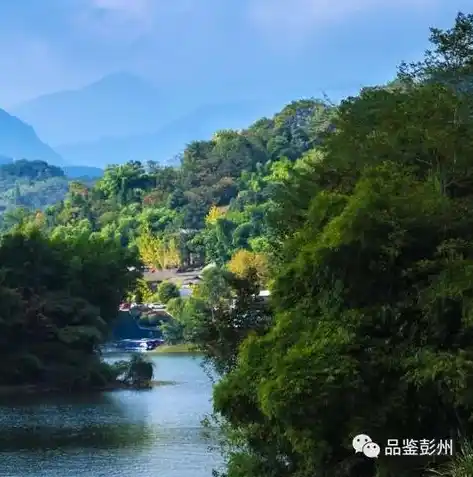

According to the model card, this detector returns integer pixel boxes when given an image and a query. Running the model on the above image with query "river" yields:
[0,354,223,477]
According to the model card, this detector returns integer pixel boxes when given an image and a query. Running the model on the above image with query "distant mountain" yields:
[0,109,64,166]
[62,165,103,179]
[11,73,173,145]
[10,71,274,168]
[55,102,270,168]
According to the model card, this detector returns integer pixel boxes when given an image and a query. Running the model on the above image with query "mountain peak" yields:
[83,72,158,93]
[10,72,166,145]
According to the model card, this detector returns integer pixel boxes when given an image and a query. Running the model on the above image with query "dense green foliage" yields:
[208,12,473,477]
[0,225,139,389]
[156,281,180,304]
[167,268,272,374]
[0,160,68,225]
[8,97,334,270]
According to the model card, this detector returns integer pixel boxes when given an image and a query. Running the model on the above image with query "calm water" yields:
[0,354,223,477]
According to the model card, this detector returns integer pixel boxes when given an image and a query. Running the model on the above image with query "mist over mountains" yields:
[6,73,272,169]
[0,108,63,165]
[54,101,269,168]
[11,73,170,146]
[0,108,102,178]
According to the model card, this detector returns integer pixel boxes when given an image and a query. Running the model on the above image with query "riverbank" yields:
[0,380,177,397]
[149,343,199,354]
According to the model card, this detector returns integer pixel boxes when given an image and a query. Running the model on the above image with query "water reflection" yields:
[0,392,153,451]
[0,355,223,477]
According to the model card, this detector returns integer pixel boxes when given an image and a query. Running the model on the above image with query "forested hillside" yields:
[0,160,68,228]
[4,10,473,477]
[7,98,334,268]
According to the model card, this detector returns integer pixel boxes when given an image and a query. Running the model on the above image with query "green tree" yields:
[183,267,272,375]
[214,162,473,477]
[0,226,139,389]
[209,14,473,477]
[123,354,154,388]
[160,320,185,344]
[157,281,180,304]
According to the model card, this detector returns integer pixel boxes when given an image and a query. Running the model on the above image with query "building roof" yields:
[143,267,204,284]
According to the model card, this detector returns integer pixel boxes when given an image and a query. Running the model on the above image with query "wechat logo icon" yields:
[352,434,380,459]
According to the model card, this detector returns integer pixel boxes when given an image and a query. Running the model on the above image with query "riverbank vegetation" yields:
[189,12,473,477]
[0,224,141,391]
[1,9,473,477]
[148,343,197,354]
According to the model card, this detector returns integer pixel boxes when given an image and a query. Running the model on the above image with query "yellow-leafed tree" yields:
[227,249,268,286]
[165,237,181,269]
[136,226,181,269]
[205,205,226,226]
[34,211,46,227]
[126,278,154,303]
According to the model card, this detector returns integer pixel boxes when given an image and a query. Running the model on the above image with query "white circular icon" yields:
[352,434,372,453]
[362,441,380,459]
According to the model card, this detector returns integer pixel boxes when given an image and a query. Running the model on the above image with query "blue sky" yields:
[0,0,471,109]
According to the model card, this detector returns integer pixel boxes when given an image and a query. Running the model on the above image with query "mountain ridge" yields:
[10,72,173,145]
[55,101,273,167]
[0,108,64,166]
[9,72,275,168]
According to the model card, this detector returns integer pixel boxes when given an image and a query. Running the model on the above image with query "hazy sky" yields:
[0,0,471,107]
